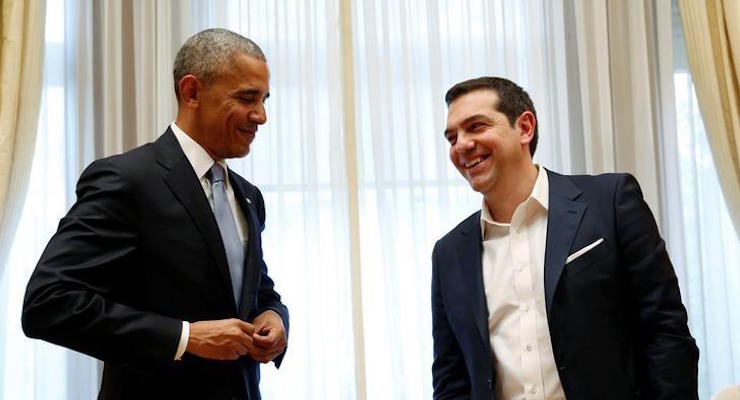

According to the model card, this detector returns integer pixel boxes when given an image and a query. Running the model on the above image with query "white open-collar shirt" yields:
[480,166,566,400]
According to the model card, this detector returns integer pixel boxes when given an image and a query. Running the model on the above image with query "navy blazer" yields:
[22,128,288,399]
[431,170,698,399]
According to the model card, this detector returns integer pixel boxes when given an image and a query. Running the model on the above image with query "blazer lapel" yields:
[230,178,261,319]
[543,170,586,314]
[455,212,490,351]
[155,129,238,313]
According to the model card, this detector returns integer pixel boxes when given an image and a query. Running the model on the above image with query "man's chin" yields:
[467,178,490,194]
[219,147,250,159]
[236,148,251,158]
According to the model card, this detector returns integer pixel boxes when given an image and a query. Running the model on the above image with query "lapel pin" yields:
[245,197,252,204]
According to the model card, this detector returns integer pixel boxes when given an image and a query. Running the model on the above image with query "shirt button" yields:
[530,386,537,394]
[525,344,532,352]
[521,304,530,311]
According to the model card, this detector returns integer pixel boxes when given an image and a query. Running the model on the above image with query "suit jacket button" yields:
[488,379,492,389]
[558,365,567,372]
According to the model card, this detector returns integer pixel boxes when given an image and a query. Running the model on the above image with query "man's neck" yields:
[483,163,539,223]
[174,115,221,162]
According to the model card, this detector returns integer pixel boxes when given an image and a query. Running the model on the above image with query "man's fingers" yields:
[253,331,276,347]
[235,341,249,356]
[237,319,255,335]
[186,319,263,361]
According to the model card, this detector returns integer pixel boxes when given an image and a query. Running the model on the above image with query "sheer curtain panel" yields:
[350,1,571,398]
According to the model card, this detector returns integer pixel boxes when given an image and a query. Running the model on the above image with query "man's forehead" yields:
[449,89,498,111]
[219,55,270,88]
[447,90,499,121]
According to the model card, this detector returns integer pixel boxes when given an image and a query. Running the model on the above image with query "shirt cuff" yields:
[174,321,189,361]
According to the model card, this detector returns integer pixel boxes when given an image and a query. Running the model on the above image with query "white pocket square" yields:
[566,238,604,264]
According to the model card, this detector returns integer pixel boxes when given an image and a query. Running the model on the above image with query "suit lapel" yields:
[230,177,261,319]
[455,212,490,350]
[543,170,586,314]
[155,129,237,313]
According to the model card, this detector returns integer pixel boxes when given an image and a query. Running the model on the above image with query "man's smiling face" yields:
[197,54,270,160]
[444,89,529,196]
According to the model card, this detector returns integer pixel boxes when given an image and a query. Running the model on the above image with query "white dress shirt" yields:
[170,122,249,360]
[480,167,566,400]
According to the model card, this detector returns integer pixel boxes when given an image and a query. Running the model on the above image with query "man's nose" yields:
[454,133,474,153]
[250,104,267,125]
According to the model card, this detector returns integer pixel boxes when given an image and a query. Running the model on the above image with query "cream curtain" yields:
[0,0,46,273]
[678,0,740,236]
[675,2,740,395]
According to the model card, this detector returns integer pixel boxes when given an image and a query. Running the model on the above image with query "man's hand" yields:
[186,318,255,360]
[250,310,287,363]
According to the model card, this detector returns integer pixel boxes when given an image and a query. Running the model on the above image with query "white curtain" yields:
[1,0,356,398]
[673,70,740,398]
[224,1,358,398]
[350,0,573,398]
[2,1,738,399]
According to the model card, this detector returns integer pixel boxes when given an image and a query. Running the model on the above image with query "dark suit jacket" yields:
[22,128,289,399]
[431,170,698,400]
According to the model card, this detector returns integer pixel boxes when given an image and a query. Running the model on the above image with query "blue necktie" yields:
[208,163,244,308]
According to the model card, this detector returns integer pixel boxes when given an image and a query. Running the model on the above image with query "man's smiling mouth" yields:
[464,155,489,169]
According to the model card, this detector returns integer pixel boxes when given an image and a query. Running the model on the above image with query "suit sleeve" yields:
[252,187,289,367]
[431,243,471,399]
[22,158,182,364]
[615,174,699,399]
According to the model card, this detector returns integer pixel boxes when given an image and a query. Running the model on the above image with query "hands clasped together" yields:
[185,310,287,363]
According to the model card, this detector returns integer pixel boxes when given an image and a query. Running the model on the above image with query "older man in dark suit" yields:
[432,77,698,399]
[22,28,287,399]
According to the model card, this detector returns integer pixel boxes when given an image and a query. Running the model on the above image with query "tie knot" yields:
[208,163,225,184]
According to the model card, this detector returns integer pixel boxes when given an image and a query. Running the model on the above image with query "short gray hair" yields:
[173,28,266,101]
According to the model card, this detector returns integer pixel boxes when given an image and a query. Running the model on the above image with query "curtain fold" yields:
[678,0,740,236]
[568,0,667,223]
[0,0,46,274]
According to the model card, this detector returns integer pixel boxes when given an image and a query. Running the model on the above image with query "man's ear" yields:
[178,75,201,109]
[517,111,536,146]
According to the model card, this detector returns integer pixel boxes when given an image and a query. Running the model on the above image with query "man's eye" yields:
[470,122,485,131]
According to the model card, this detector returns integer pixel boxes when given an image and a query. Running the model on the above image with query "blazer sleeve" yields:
[431,243,471,399]
[252,186,290,367]
[615,174,699,399]
[22,158,182,364]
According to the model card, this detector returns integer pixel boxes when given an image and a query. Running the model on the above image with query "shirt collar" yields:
[531,165,549,210]
[480,165,549,235]
[170,122,229,182]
